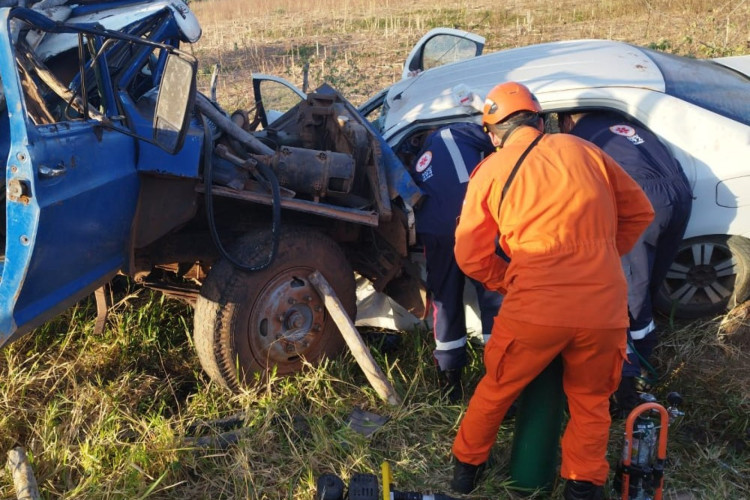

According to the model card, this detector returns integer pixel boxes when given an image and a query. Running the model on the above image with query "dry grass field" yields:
[189,0,749,109]
[0,0,748,499]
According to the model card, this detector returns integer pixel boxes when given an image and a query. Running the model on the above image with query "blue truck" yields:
[0,0,423,390]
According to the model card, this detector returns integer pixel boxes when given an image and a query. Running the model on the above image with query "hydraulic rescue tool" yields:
[613,392,684,500]
[316,462,459,500]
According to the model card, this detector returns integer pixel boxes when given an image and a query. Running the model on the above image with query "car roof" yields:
[381,39,666,136]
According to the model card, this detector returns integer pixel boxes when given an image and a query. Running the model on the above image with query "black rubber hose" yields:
[201,113,281,271]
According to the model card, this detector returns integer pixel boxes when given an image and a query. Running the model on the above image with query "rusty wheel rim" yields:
[245,267,326,368]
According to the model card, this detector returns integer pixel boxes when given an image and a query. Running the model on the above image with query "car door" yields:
[251,74,307,129]
[401,28,485,79]
[0,9,141,346]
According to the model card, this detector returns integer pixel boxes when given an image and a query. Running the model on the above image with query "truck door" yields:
[0,9,139,346]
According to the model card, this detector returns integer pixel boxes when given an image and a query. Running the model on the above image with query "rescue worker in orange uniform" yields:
[449,82,654,499]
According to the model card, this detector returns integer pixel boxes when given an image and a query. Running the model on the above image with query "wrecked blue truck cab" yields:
[0,1,423,391]
[0,1,202,341]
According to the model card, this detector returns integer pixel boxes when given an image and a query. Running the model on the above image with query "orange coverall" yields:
[451,126,654,485]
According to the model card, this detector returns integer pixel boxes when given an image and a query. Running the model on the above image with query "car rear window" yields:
[643,48,750,126]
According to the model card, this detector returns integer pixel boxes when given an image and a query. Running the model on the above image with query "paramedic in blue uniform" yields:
[560,111,693,415]
[410,122,504,402]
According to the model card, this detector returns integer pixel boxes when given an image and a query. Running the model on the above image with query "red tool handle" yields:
[621,402,670,500]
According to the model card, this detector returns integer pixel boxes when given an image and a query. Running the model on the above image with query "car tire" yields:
[193,227,356,391]
[654,235,750,319]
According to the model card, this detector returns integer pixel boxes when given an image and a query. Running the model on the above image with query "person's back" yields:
[458,127,649,329]
[412,122,494,235]
[568,111,689,189]
[450,82,654,499]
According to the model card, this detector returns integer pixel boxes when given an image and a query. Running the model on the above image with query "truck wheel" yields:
[193,228,356,391]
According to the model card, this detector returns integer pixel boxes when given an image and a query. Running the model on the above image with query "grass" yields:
[0,283,748,498]
[187,0,749,108]
[1,0,749,498]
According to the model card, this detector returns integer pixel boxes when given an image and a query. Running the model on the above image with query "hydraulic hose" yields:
[627,336,659,386]
[200,113,281,272]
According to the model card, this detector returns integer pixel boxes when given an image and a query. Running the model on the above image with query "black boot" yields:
[440,369,463,403]
[611,376,640,419]
[563,480,604,500]
[450,457,485,494]
[504,400,519,421]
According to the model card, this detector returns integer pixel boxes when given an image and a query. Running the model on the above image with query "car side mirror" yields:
[153,52,197,154]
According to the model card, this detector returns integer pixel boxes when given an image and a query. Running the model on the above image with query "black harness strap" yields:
[498,134,543,217]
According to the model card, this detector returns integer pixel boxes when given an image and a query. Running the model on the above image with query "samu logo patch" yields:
[610,124,636,137]
[610,124,645,145]
[415,151,432,173]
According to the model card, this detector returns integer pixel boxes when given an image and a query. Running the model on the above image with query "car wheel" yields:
[654,235,750,319]
[193,227,356,391]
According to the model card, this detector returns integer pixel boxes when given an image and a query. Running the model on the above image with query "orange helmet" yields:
[482,82,542,125]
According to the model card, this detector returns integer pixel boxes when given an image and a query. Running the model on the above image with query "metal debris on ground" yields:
[346,407,390,437]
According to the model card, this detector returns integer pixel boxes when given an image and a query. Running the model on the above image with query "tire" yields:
[654,235,750,319]
[193,227,356,391]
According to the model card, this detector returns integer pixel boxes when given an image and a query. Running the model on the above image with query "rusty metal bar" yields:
[195,93,275,156]
[196,184,379,227]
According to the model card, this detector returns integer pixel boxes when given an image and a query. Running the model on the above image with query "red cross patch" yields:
[415,151,432,173]
[609,124,636,137]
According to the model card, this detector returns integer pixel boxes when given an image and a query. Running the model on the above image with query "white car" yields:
[253,29,750,320]
[354,30,750,320]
